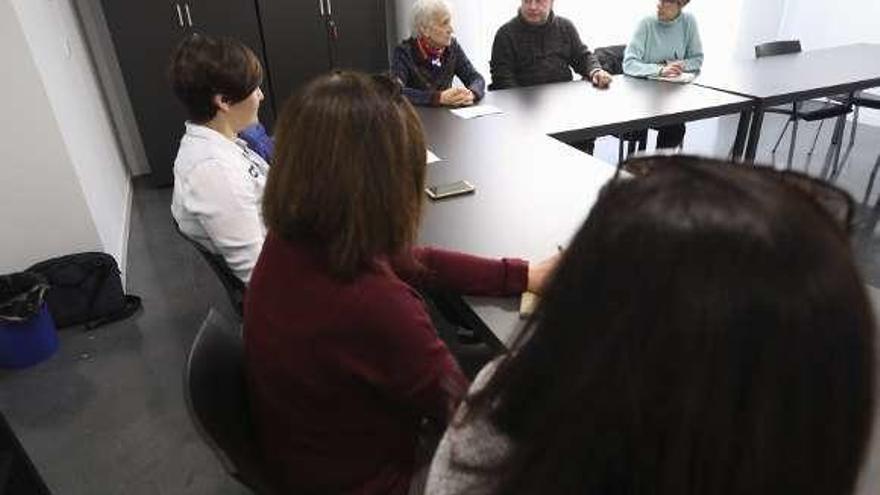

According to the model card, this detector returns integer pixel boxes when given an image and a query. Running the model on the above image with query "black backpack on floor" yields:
[27,252,141,330]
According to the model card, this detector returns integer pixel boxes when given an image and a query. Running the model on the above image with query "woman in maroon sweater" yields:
[244,72,554,494]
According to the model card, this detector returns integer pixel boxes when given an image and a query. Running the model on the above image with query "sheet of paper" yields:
[449,104,503,120]
[647,72,696,84]
[426,149,441,164]
[519,291,540,318]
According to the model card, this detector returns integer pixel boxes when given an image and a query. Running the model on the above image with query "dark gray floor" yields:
[1,113,879,494]
[0,178,248,494]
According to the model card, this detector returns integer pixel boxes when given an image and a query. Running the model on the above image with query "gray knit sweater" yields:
[489,11,601,90]
[424,360,511,495]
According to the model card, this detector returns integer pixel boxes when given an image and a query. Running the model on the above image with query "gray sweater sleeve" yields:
[425,360,513,495]
[489,24,518,90]
[623,18,663,77]
[682,14,704,73]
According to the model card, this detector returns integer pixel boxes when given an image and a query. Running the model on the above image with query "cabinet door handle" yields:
[318,0,325,16]
[184,3,193,27]
[174,4,184,27]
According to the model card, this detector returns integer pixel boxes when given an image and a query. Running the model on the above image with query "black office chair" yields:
[833,91,880,150]
[825,90,880,184]
[174,223,245,317]
[184,309,274,494]
[594,45,649,162]
[755,40,854,170]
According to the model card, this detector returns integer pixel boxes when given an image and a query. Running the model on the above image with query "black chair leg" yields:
[786,118,799,170]
[848,105,860,149]
[807,120,824,156]
[821,115,846,180]
[865,153,880,205]
[772,118,792,154]
[829,114,848,181]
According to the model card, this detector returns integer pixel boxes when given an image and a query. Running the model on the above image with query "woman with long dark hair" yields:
[426,156,875,495]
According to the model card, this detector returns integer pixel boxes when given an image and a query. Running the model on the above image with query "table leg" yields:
[731,110,751,161]
[744,106,765,163]
[821,114,847,180]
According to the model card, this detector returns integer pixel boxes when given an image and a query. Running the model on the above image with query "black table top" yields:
[416,108,617,344]
[483,75,754,143]
[696,43,880,106]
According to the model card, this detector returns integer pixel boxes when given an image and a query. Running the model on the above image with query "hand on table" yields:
[440,88,475,107]
[660,61,685,78]
[527,250,563,294]
[591,69,613,88]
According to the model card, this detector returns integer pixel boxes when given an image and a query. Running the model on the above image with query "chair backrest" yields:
[184,309,270,492]
[755,40,802,58]
[594,44,627,76]
[853,91,880,110]
[174,223,245,316]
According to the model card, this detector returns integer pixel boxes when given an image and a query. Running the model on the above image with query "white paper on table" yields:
[647,72,696,84]
[426,149,441,164]
[449,104,504,120]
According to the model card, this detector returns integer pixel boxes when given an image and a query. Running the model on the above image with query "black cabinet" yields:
[98,0,391,186]
[257,0,391,110]
[334,0,390,73]
[256,0,332,111]
[99,1,190,187]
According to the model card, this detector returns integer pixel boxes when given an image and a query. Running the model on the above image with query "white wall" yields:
[1,0,132,275]
[733,0,789,59]
[0,0,101,273]
[778,0,880,50]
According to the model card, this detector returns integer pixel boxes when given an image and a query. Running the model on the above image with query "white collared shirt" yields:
[171,122,270,283]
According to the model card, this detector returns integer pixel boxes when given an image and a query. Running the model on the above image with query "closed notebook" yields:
[647,72,696,84]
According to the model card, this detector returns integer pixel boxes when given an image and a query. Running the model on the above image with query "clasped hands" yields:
[660,60,686,78]
[439,87,476,107]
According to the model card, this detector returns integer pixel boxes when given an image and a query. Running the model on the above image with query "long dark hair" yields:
[464,156,875,494]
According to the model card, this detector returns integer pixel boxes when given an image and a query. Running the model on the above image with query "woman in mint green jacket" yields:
[624,0,703,148]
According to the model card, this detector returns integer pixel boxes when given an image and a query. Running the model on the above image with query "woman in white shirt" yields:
[169,33,269,283]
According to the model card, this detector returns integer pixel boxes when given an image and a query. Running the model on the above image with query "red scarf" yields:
[416,36,445,68]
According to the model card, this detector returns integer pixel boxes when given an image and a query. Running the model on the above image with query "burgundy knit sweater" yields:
[244,232,528,494]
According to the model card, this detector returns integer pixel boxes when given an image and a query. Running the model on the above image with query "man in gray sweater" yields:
[490,0,612,90]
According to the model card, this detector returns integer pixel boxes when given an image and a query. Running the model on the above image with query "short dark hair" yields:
[466,156,875,495]
[262,72,426,279]
[169,33,263,123]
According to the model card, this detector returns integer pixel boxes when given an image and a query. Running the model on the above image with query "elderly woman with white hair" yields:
[391,0,485,107]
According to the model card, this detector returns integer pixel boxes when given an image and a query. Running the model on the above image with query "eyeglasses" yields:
[617,155,855,234]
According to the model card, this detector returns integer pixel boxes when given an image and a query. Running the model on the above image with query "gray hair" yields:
[411,0,452,37]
